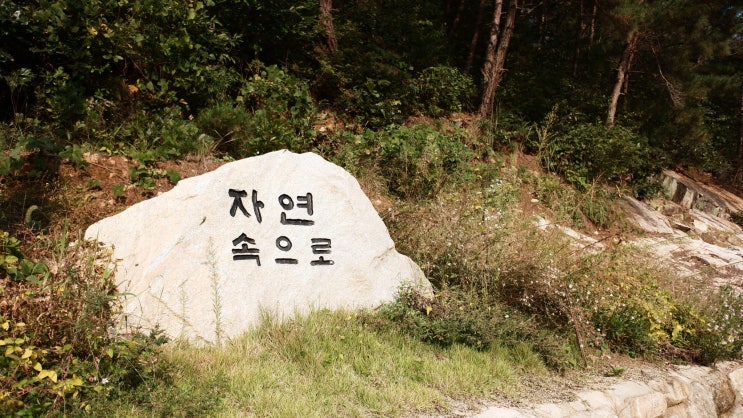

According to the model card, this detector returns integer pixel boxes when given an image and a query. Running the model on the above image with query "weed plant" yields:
[0,228,172,415]
[540,122,663,199]
[384,164,743,366]
[328,122,474,199]
[525,170,624,230]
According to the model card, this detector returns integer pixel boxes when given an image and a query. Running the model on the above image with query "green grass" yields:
[96,310,528,417]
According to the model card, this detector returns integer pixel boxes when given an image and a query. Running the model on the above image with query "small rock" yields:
[672,221,693,232]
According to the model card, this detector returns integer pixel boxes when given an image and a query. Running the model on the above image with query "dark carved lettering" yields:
[231,233,260,265]
[310,256,334,266]
[297,193,313,215]
[276,236,292,251]
[252,190,264,223]
[281,212,315,226]
[228,189,249,217]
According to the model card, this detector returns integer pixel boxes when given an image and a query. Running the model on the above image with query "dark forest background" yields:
[2,0,743,192]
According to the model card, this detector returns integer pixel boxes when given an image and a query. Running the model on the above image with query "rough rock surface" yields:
[85,150,430,343]
[473,362,743,418]
[621,171,743,291]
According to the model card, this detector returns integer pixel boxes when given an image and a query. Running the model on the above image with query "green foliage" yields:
[322,0,448,127]
[604,365,626,377]
[128,164,181,190]
[376,287,577,370]
[545,123,663,198]
[84,332,226,417]
[0,134,61,176]
[388,174,743,366]
[213,0,321,68]
[593,304,658,358]
[0,230,179,416]
[685,287,743,365]
[335,123,473,198]
[117,107,201,162]
[731,211,743,228]
[527,171,622,229]
[410,66,475,117]
[0,230,29,280]
[0,0,239,122]
[111,183,125,199]
[195,63,317,157]
[338,77,407,128]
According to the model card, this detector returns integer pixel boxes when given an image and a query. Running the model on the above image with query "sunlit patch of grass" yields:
[107,310,524,417]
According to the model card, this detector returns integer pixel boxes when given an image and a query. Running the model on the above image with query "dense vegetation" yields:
[2,1,743,184]
[1,1,743,415]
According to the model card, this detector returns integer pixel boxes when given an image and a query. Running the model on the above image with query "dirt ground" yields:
[0,151,224,245]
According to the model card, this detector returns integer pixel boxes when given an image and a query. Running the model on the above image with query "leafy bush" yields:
[0,230,174,415]
[410,66,475,117]
[684,287,743,364]
[593,303,658,357]
[5,0,234,115]
[373,287,577,370]
[731,211,743,228]
[119,107,202,163]
[196,63,318,157]
[338,77,407,128]
[527,171,623,229]
[545,123,663,198]
[336,123,473,198]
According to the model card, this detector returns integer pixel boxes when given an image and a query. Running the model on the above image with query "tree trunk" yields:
[319,0,338,53]
[478,0,518,118]
[572,0,598,77]
[737,89,743,183]
[572,0,586,77]
[447,0,468,40]
[588,0,597,48]
[465,0,487,74]
[606,30,639,128]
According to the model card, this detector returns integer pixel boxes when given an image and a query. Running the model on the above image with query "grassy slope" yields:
[2,126,742,416]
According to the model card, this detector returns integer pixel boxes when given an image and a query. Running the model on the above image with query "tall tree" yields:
[478,0,518,118]
[319,0,338,53]
[606,29,640,127]
[573,0,599,77]
[738,89,743,182]
[465,0,488,74]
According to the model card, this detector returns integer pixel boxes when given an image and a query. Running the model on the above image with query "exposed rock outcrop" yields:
[619,171,743,292]
[475,362,743,418]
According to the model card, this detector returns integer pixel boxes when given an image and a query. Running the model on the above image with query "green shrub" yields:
[685,287,743,364]
[195,64,318,157]
[409,66,475,117]
[123,107,202,162]
[731,211,743,228]
[0,230,175,416]
[593,304,657,357]
[344,123,473,198]
[338,78,407,128]
[527,171,622,229]
[1,0,239,126]
[386,175,742,365]
[545,123,663,198]
[373,287,577,370]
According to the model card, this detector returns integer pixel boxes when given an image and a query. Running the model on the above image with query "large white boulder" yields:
[85,150,430,343]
